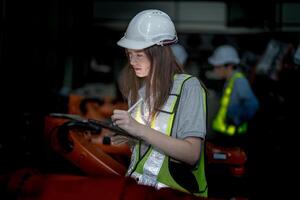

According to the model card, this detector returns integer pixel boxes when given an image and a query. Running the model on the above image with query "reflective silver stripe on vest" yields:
[131,171,168,189]
[125,144,138,176]
[128,74,191,186]
[126,98,143,176]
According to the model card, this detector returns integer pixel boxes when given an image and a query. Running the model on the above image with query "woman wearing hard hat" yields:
[208,45,259,144]
[111,9,208,197]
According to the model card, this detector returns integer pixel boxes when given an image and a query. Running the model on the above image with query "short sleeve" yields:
[227,77,259,124]
[171,77,206,139]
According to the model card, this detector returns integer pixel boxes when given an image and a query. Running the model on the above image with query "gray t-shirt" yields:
[171,77,206,139]
[136,77,207,155]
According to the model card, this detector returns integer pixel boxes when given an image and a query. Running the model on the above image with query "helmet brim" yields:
[117,37,154,50]
[208,57,223,66]
[208,56,240,66]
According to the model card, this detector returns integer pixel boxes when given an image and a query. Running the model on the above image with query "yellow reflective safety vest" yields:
[126,74,208,197]
[212,72,247,136]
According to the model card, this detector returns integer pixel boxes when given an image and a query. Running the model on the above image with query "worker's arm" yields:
[111,109,201,165]
[228,78,259,125]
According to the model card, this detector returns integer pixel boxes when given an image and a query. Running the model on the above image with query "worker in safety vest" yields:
[208,45,259,146]
[111,9,208,197]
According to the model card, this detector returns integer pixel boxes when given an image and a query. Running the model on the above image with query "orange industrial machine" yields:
[205,141,247,177]
[44,114,131,177]
[68,94,128,120]
[5,168,211,200]
[47,94,248,178]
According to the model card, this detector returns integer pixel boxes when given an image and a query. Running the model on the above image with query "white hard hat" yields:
[117,9,177,50]
[171,44,188,65]
[208,45,240,66]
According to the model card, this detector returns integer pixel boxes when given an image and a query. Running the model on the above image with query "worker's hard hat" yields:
[208,45,240,66]
[171,44,188,65]
[117,9,177,50]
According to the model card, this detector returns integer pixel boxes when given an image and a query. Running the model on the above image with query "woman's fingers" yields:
[111,109,142,139]
[111,110,131,126]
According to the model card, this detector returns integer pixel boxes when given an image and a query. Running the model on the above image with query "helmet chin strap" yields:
[156,36,178,46]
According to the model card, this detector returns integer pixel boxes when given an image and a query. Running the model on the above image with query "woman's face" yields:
[127,49,151,77]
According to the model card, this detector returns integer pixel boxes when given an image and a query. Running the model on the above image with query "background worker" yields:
[171,43,188,66]
[208,45,259,148]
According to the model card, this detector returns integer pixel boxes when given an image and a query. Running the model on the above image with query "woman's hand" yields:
[112,110,202,165]
[111,109,143,138]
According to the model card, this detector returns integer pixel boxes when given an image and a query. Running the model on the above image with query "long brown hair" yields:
[118,45,184,117]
